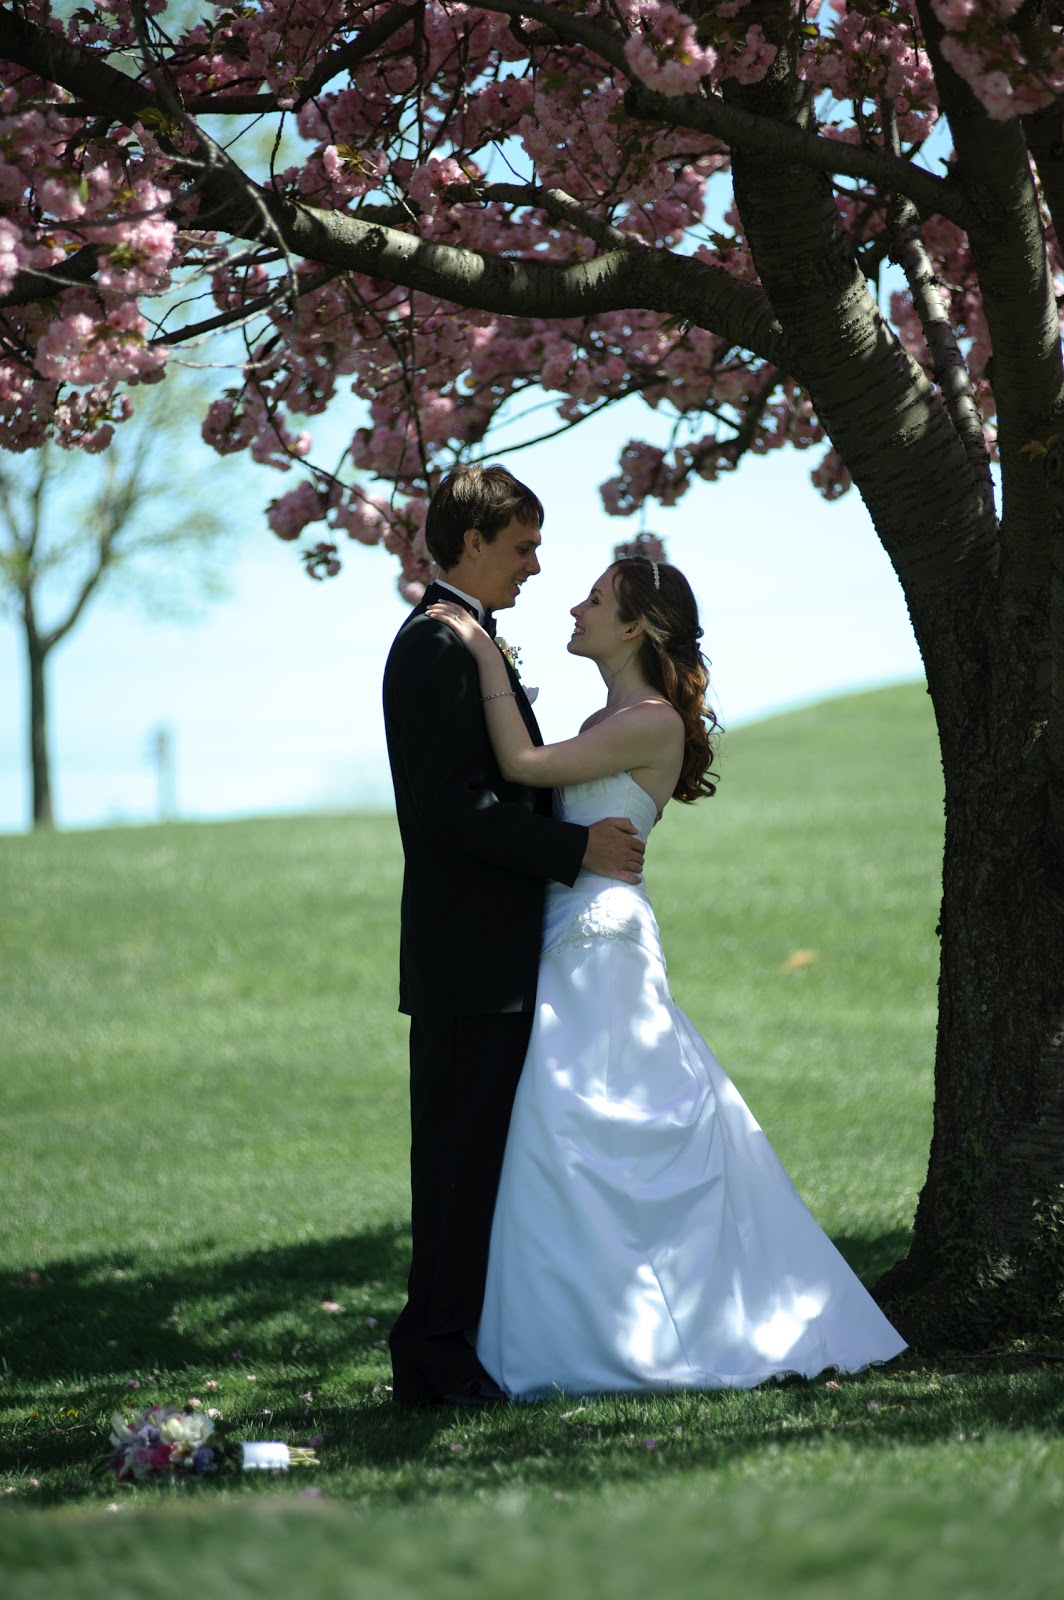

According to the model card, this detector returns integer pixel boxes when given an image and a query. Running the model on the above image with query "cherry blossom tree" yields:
[2,0,1064,1344]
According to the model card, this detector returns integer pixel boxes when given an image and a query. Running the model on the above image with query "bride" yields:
[427,556,906,1399]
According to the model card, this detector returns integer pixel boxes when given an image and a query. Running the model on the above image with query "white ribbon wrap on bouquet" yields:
[240,1441,291,1471]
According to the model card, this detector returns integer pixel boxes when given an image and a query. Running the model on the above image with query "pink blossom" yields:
[267,480,326,542]
[37,174,89,222]
[409,156,468,209]
[624,5,718,95]
[930,0,979,24]
[724,23,777,85]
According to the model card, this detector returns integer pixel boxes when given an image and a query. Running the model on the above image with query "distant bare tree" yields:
[0,384,229,827]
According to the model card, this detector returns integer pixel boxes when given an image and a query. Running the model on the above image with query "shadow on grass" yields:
[828,1230,911,1285]
[8,1221,1064,1508]
[2,1222,411,1388]
[3,1223,912,1395]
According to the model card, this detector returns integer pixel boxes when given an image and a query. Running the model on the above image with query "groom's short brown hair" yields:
[426,464,544,571]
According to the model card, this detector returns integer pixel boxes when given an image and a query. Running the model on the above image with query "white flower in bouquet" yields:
[158,1411,214,1449]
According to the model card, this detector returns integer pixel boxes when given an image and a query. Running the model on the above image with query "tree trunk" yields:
[25,615,53,830]
[878,665,1064,1344]
[719,4,1064,1346]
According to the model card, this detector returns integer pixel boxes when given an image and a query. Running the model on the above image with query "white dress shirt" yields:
[435,579,486,623]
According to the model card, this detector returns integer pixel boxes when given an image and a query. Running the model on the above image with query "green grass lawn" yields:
[3,681,1061,1600]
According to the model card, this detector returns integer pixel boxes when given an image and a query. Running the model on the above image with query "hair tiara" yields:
[648,558,660,591]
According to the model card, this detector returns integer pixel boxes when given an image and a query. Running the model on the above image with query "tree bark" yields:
[877,688,1064,1347]
[24,599,53,830]
[717,2,1064,1347]
[869,10,1064,1347]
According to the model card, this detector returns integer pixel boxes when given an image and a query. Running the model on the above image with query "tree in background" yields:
[2,1,1064,1344]
[0,381,227,827]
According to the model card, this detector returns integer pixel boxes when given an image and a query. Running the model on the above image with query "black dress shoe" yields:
[392,1379,438,1412]
[440,1373,507,1407]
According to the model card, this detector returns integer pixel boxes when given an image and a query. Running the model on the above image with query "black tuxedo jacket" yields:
[383,582,589,1017]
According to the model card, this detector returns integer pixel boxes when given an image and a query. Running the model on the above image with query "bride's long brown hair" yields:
[612,558,721,802]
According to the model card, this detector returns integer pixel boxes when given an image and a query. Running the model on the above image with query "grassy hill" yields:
[5,682,1061,1600]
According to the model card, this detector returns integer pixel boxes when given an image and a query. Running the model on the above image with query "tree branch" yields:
[250,196,789,364]
[152,267,339,346]
[882,100,993,512]
[915,3,1064,507]
[40,530,115,654]
[0,244,101,309]
[185,2,414,114]
[624,84,969,227]
[1024,103,1064,281]
[723,1,997,623]
[448,182,634,249]
[914,2,1064,848]
[0,5,157,127]
[469,0,968,225]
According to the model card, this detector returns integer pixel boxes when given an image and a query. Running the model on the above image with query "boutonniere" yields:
[496,638,538,704]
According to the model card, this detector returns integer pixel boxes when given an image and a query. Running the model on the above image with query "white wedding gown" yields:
[476,772,907,1399]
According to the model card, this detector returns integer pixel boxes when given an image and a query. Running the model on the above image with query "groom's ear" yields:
[462,526,483,560]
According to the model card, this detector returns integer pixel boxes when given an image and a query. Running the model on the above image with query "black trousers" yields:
[389,1012,532,1402]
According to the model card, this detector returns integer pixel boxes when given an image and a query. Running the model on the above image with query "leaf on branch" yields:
[302,542,341,581]
[135,108,183,139]
[1019,440,1048,459]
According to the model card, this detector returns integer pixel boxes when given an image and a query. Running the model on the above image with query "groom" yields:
[382,463,646,1408]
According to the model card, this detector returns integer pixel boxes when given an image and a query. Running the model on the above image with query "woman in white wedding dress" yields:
[427,557,906,1399]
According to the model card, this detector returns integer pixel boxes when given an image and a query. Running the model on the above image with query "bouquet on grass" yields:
[106,1405,319,1482]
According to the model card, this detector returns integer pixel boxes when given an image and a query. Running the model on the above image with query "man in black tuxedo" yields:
[382,464,646,1408]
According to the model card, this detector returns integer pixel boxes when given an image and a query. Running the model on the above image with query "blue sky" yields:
[0,400,924,833]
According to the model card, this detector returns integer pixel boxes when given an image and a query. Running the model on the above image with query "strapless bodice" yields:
[553,772,660,843]
[542,773,662,957]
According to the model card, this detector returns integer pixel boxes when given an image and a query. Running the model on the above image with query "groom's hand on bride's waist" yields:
[582,818,645,883]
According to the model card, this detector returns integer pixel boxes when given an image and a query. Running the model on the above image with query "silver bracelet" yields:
[482,689,516,703]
